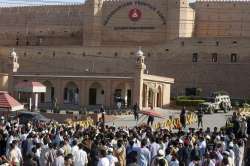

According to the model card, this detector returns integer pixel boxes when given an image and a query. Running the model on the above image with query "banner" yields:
[239,108,250,112]
[65,118,94,128]
[154,113,197,129]
[239,108,250,117]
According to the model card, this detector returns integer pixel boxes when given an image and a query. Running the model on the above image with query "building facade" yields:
[0,0,250,108]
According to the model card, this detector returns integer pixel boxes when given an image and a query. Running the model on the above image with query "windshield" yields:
[207,98,215,102]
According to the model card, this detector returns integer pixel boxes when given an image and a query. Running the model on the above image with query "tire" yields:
[214,110,218,113]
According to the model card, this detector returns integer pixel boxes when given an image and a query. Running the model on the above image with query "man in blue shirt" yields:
[137,139,151,166]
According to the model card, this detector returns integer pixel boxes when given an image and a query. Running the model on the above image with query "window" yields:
[26,40,29,46]
[51,87,55,99]
[232,41,237,44]
[40,93,45,103]
[16,38,19,46]
[192,53,198,62]
[231,53,237,63]
[64,88,68,100]
[212,53,218,62]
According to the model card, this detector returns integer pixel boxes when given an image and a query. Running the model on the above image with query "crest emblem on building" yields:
[129,8,142,22]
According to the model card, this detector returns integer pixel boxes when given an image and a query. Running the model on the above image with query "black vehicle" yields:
[16,112,51,124]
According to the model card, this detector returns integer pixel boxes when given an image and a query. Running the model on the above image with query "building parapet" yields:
[0,2,84,8]
[143,74,174,84]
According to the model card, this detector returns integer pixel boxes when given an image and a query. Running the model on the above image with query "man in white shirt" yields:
[74,143,88,166]
[228,142,235,166]
[8,141,23,166]
[53,149,64,166]
[71,140,79,161]
[149,138,160,159]
[98,149,110,166]
[199,137,207,157]
[106,148,118,166]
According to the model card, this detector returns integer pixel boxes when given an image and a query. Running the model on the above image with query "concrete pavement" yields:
[105,108,233,129]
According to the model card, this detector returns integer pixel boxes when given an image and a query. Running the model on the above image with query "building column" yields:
[145,86,149,108]
[123,83,129,107]
[79,80,86,106]
[34,93,38,111]
[154,92,158,108]
[133,78,144,109]
[85,81,90,106]
[29,96,32,111]
[105,80,112,108]
[54,79,63,106]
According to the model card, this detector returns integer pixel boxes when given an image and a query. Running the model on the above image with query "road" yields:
[105,108,233,129]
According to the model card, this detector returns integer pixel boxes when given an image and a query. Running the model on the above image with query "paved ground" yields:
[106,108,233,129]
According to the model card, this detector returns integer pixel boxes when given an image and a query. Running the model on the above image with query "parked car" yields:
[15,112,51,124]
[199,95,232,114]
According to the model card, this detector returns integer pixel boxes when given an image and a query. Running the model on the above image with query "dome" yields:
[10,49,17,57]
[136,47,144,57]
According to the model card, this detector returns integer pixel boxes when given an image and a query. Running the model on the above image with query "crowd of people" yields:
[0,109,248,166]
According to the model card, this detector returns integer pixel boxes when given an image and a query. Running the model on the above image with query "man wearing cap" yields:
[222,151,234,166]
[107,147,118,166]
[178,139,191,166]
[151,149,168,166]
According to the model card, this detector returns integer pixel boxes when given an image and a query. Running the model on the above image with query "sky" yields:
[0,0,196,7]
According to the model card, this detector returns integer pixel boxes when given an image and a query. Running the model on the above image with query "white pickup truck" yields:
[198,95,232,114]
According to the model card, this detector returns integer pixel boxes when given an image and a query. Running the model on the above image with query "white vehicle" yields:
[199,95,232,114]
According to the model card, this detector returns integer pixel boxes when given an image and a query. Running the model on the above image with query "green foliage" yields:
[176,99,205,107]
[231,99,245,107]
[177,96,203,100]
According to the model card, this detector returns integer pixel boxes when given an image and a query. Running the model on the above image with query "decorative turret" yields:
[133,47,146,109]
[135,47,146,71]
[9,48,19,73]
[7,48,19,94]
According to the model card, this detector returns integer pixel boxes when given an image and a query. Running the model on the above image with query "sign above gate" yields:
[104,1,166,26]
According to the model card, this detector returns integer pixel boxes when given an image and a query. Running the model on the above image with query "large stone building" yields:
[0,0,250,109]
